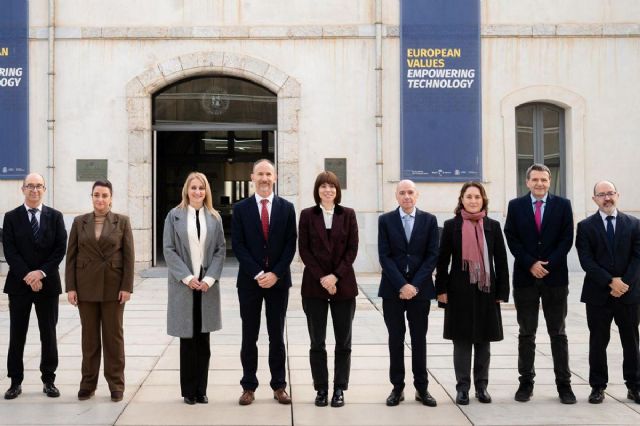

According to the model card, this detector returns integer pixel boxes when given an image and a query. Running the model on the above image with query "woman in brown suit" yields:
[66,180,134,402]
[298,171,359,407]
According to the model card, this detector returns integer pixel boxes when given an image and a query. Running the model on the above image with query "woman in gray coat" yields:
[163,172,225,405]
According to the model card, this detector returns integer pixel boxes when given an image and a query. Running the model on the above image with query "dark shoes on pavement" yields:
[386,389,404,406]
[43,383,60,398]
[415,389,437,407]
[110,391,124,402]
[514,382,534,402]
[589,387,605,404]
[77,389,95,400]
[184,395,207,404]
[456,390,469,405]
[558,386,576,404]
[628,389,640,404]
[330,388,344,407]
[315,390,328,406]
[4,384,22,400]
[239,389,255,405]
[273,388,292,404]
[184,396,196,405]
[476,388,492,403]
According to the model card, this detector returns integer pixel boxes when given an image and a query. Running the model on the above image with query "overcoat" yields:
[163,206,226,338]
[435,215,510,342]
[65,211,134,301]
[298,204,359,300]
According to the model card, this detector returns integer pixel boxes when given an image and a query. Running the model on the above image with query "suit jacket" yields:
[504,193,574,288]
[436,215,509,341]
[232,194,297,291]
[298,204,359,300]
[2,205,67,296]
[576,211,640,305]
[163,207,226,337]
[377,207,439,300]
[65,211,134,302]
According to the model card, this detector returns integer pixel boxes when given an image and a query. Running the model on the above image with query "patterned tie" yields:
[403,214,413,242]
[28,208,39,240]
[195,209,201,241]
[260,199,269,241]
[606,216,615,249]
[534,200,543,233]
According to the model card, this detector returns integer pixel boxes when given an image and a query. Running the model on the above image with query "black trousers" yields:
[7,293,58,385]
[382,298,430,393]
[513,281,571,387]
[302,297,356,391]
[586,300,640,390]
[238,287,289,391]
[453,340,490,392]
[180,290,210,398]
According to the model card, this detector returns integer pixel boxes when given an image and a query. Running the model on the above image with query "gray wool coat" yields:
[163,207,226,338]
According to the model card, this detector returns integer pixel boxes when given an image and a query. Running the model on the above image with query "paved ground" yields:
[1,267,639,426]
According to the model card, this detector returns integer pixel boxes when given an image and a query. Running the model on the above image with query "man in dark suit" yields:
[576,180,640,404]
[232,159,297,406]
[378,179,439,407]
[2,173,67,399]
[504,163,576,404]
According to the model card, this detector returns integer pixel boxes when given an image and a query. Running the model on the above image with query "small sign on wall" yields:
[76,159,108,181]
[324,158,347,189]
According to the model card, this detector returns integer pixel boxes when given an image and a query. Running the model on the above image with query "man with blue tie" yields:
[232,159,297,406]
[378,180,439,407]
[576,181,640,404]
[2,173,67,399]
[504,164,576,404]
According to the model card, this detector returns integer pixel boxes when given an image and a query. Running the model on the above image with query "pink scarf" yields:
[460,209,491,293]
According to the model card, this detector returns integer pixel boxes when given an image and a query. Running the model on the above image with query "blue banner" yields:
[0,0,29,179]
[400,0,481,182]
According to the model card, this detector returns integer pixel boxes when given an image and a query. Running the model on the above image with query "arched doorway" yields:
[152,76,277,263]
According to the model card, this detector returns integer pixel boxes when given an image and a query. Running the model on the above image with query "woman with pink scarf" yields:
[436,182,509,406]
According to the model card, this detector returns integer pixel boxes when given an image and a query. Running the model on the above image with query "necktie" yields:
[260,199,269,241]
[534,200,543,233]
[403,214,413,242]
[195,209,201,240]
[606,216,615,249]
[29,208,39,240]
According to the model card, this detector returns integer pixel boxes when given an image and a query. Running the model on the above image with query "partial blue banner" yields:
[401,0,481,182]
[0,0,29,179]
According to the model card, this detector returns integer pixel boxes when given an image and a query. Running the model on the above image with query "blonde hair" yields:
[178,172,221,220]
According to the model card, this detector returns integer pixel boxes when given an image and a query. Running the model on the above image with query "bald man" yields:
[2,173,67,399]
[377,180,439,407]
[576,181,640,404]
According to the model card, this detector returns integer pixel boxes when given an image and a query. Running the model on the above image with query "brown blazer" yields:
[65,211,135,302]
[298,205,359,300]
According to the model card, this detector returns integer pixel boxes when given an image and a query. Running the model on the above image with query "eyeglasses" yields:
[23,184,45,191]
[594,191,617,198]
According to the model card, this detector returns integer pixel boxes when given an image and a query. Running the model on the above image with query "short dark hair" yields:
[454,181,489,215]
[526,163,551,180]
[313,171,342,205]
[92,180,113,195]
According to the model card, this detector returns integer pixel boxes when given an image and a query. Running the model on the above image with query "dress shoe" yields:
[627,389,640,404]
[514,382,533,402]
[558,386,576,404]
[239,389,255,406]
[475,388,492,403]
[77,389,95,401]
[273,388,292,404]
[456,390,469,405]
[43,382,60,398]
[385,390,404,406]
[183,396,196,405]
[111,391,124,402]
[315,390,328,407]
[4,384,21,400]
[415,389,437,407]
[588,387,605,404]
[196,395,208,404]
[331,388,345,407]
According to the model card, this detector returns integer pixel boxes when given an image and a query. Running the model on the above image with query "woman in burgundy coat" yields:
[298,171,359,408]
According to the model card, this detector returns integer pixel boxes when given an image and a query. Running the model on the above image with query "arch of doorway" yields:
[125,51,301,267]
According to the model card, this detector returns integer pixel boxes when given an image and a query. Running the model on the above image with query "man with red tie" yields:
[504,164,576,404]
[232,159,297,406]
